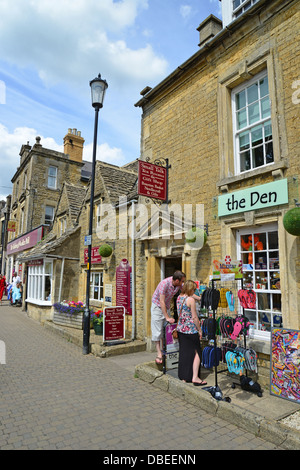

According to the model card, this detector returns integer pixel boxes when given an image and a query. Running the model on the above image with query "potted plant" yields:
[91,309,103,335]
[53,301,86,329]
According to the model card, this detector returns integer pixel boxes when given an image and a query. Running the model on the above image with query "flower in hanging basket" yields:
[91,310,103,325]
[98,244,113,257]
[53,301,85,316]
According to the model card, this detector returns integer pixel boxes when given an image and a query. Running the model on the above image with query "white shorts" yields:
[151,303,169,342]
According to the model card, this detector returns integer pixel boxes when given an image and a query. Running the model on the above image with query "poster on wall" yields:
[212,256,243,280]
[270,328,300,404]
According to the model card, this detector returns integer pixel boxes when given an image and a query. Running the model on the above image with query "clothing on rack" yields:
[238,289,256,309]
[202,345,222,369]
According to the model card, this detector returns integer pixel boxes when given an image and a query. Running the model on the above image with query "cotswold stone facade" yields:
[135,0,300,367]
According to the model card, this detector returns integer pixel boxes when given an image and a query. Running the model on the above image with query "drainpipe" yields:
[58,257,65,303]
[131,201,136,340]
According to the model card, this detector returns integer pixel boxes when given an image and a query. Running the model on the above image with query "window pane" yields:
[252,146,264,168]
[261,97,271,119]
[251,125,263,146]
[260,76,269,97]
[247,83,258,104]
[239,131,250,151]
[236,90,246,110]
[264,120,272,138]
[248,102,260,124]
[240,150,251,172]
[237,109,247,129]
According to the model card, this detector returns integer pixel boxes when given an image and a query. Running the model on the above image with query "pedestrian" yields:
[0,274,6,305]
[176,280,207,385]
[151,270,185,365]
[12,272,21,288]
[12,282,22,306]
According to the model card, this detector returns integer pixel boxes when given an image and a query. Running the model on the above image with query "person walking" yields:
[176,280,206,385]
[0,274,6,305]
[151,270,185,365]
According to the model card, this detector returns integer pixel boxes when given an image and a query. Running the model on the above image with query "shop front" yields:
[6,225,45,289]
[217,177,299,347]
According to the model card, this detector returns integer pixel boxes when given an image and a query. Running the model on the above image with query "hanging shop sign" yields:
[218,179,288,217]
[103,306,125,342]
[116,259,132,315]
[84,247,102,264]
[270,328,300,404]
[212,256,243,280]
[138,160,167,201]
[7,221,16,232]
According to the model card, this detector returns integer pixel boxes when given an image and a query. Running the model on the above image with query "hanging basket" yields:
[185,227,207,249]
[283,207,300,236]
[98,244,113,257]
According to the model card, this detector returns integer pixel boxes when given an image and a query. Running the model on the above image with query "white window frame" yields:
[90,271,104,302]
[237,223,281,341]
[232,70,273,175]
[48,166,57,189]
[233,0,259,19]
[45,205,55,225]
[26,259,53,305]
[60,217,67,235]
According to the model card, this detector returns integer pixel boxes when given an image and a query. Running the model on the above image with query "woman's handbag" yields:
[172,298,186,339]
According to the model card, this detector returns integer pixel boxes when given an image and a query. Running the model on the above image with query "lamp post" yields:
[83,74,108,355]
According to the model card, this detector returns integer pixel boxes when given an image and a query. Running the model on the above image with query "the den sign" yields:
[218,179,288,217]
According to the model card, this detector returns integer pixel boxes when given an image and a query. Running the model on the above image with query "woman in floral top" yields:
[176,280,207,385]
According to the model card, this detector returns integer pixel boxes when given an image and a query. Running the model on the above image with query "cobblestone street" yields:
[0,304,281,451]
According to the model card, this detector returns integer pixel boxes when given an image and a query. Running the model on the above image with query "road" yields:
[0,303,280,452]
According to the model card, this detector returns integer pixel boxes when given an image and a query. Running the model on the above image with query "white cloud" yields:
[180,5,192,19]
[83,142,127,166]
[0,0,167,89]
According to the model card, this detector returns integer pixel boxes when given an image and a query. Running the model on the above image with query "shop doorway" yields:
[162,257,182,321]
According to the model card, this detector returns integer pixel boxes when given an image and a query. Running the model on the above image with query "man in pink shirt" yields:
[151,270,185,364]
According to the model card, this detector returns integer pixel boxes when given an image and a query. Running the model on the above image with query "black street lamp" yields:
[83,74,108,355]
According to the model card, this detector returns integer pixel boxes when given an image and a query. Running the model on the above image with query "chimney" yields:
[197,14,222,47]
[63,128,85,163]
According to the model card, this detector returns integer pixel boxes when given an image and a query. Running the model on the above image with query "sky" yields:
[0,0,222,201]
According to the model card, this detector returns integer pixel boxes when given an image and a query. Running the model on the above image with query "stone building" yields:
[76,160,141,338]
[134,0,300,380]
[7,129,90,313]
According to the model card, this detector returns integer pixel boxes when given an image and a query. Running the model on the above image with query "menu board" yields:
[270,328,300,404]
[103,307,125,342]
[116,259,132,315]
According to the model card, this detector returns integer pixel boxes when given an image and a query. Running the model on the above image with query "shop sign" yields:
[7,226,44,254]
[218,179,288,217]
[7,221,16,232]
[270,328,300,404]
[103,306,125,342]
[165,323,179,370]
[138,160,167,201]
[84,247,102,264]
[212,256,243,280]
[116,259,132,315]
[28,259,44,266]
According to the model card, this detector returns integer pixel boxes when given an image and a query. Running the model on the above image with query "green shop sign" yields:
[218,179,288,217]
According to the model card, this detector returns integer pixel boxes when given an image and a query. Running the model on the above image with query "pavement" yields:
[1,301,300,450]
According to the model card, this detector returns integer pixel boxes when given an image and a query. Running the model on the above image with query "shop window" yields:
[232,72,273,174]
[27,260,53,304]
[90,272,104,302]
[238,224,281,338]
